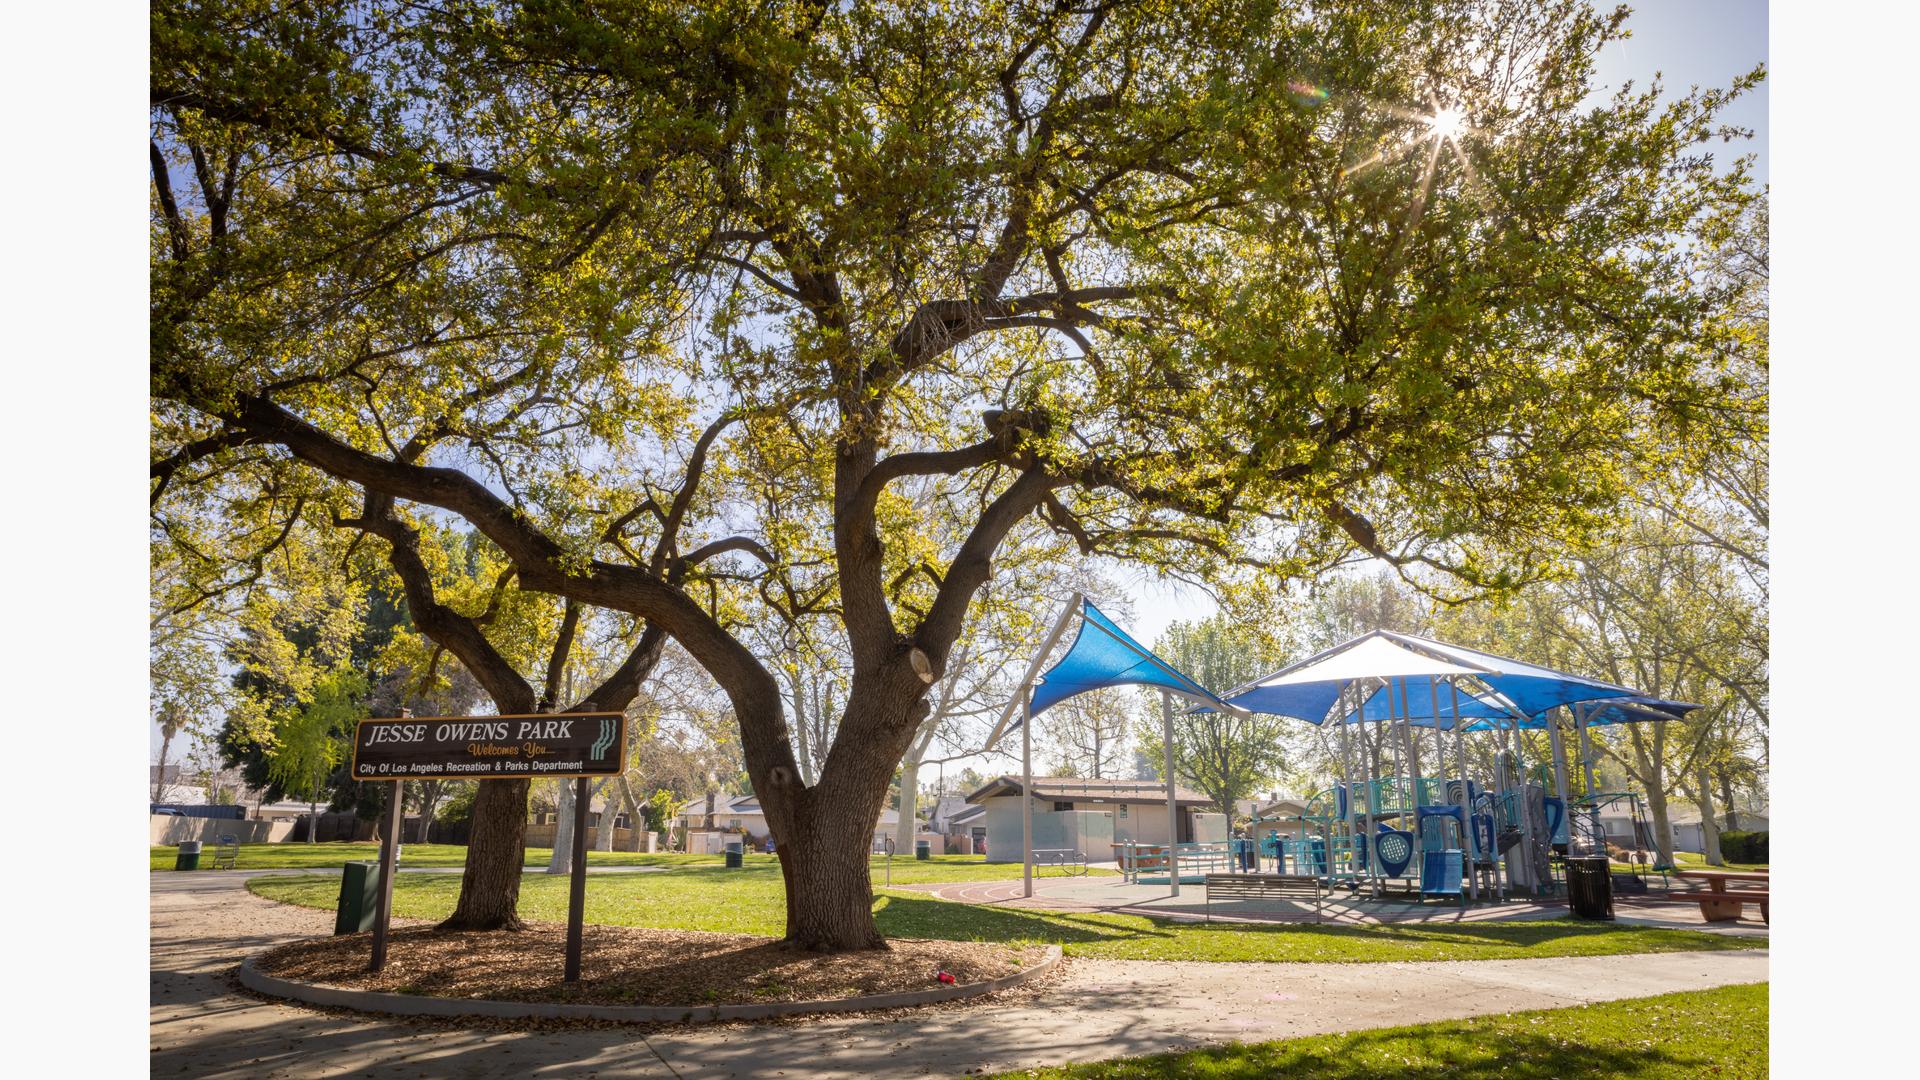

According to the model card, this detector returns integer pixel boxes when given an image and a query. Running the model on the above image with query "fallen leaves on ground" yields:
[257,924,1046,1009]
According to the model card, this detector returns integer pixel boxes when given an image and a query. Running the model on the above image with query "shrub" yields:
[1719,830,1769,863]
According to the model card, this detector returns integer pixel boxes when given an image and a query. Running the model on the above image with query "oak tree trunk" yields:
[441,778,529,930]
[1694,765,1725,865]
[774,797,887,951]
[1644,784,1675,869]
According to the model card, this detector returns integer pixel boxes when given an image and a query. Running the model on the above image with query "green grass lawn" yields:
[248,861,1765,962]
[985,982,1768,1078]
[155,842,1110,881]
[1675,850,1769,873]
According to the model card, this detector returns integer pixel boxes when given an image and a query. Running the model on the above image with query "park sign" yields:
[351,712,627,781]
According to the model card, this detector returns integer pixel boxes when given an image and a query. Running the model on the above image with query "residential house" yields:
[1670,808,1770,855]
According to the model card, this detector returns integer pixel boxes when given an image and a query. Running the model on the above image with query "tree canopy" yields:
[153,0,1764,949]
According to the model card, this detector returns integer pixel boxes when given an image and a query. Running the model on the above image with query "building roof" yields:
[965,775,1214,807]
[677,793,760,816]
[948,804,986,825]
[676,793,899,826]
[1253,796,1310,819]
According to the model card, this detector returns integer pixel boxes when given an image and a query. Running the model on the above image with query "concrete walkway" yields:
[153,873,1767,1079]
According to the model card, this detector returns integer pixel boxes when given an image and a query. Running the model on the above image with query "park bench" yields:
[1671,869,1769,923]
[1203,872,1324,922]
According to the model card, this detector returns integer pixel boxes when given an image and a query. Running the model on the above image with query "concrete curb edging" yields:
[239,944,1062,1024]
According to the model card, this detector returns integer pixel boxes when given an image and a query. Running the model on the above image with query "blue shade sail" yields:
[1029,601,1223,717]
[1457,695,1700,732]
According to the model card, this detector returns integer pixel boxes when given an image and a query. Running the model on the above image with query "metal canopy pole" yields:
[1161,689,1180,897]
[1344,680,1359,883]
[1509,718,1539,894]
[983,593,1083,752]
[1022,685,1035,899]
[1576,702,1598,793]
[1575,701,1601,857]
[1355,683,1377,893]
[1449,678,1478,902]
[1547,706,1571,838]
[1396,676,1422,831]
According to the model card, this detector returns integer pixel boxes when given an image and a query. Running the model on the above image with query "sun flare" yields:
[1428,106,1465,140]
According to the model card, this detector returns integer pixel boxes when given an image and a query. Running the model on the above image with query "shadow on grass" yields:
[872,892,1759,961]
[875,891,1170,945]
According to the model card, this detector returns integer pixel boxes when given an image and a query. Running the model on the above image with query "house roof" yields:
[1253,797,1310,819]
[965,775,1214,807]
[676,793,899,826]
[676,793,760,816]
[947,804,986,825]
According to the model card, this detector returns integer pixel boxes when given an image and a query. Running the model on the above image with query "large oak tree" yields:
[152,0,1763,948]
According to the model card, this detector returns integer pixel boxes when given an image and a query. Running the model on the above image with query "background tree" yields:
[1048,687,1134,780]
[1143,615,1291,817]
[263,667,368,843]
[153,0,1764,949]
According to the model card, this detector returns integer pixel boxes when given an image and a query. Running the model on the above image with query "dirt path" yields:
[152,872,1767,1079]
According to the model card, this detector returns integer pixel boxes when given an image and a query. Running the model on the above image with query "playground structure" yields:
[1226,635,1697,906]
[989,600,1698,913]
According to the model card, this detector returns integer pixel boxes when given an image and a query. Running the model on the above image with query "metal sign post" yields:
[369,778,402,972]
[565,774,591,982]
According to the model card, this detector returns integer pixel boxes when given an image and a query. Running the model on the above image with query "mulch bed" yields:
[255,924,1046,1009]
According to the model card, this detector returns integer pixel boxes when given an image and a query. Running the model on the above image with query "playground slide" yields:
[1420,848,1465,902]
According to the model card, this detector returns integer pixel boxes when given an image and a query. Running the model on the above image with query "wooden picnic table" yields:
[1671,869,1769,923]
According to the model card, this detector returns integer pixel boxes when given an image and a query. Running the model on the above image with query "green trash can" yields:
[173,841,202,871]
[335,861,382,935]
[914,840,931,861]
[724,841,743,869]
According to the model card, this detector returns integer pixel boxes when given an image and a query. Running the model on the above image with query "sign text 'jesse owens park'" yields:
[351,713,627,780]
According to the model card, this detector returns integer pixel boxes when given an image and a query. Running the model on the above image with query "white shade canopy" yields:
[1253,633,1492,686]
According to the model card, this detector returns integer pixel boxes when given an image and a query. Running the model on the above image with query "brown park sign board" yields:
[351,712,627,780]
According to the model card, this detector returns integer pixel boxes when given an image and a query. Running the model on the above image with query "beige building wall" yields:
[150,816,295,845]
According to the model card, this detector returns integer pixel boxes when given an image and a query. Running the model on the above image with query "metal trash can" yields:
[335,861,382,934]
[1566,856,1614,921]
[724,841,743,868]
[174,841,202,871]
[915,840,931,861]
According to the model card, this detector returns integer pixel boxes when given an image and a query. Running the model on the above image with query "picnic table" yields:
[1671,868,1769,923]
